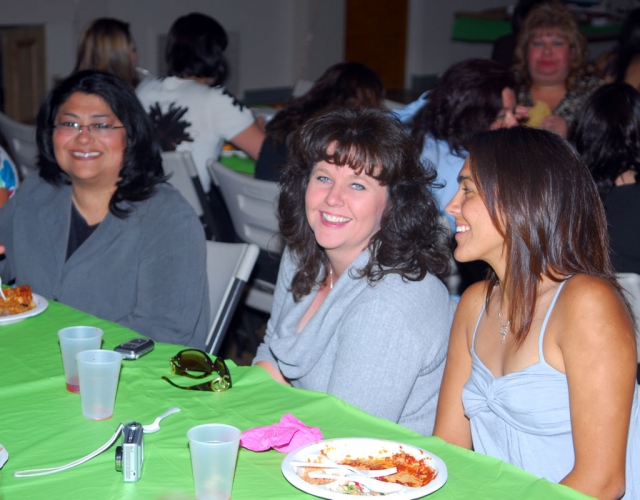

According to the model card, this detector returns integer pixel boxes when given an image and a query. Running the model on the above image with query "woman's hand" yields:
[539,115,568,138]
[255,360,291,385]
[515,105,530,123]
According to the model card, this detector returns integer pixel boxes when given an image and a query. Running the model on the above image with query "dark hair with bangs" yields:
[279,106,451,301]
[166,12,227,82]
[267,62,384,146]
[410,59,517,157]
[37,70,165,218]
[570,83,640,199]
[468,126,619,345]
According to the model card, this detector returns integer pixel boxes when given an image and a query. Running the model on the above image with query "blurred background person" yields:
[254,107,454,435]
[0,70,209,347]
[74,18,143,89]
[255,61,384,182]
[405,59,518,231]
[599,8,640,89]
[513,2,602,137]
[137,12,264,192]
[570,83,640,274]
[491,0,559,69]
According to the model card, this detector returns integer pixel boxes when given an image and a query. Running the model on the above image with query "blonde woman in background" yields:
[74,18,142,88]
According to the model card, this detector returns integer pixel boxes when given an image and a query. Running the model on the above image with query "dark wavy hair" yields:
[166,12,228,82]
[468,126,619,345]
[279,106,450,301]
[570,83,640,199]
[73,18,137,88]
[37,70,165,218]
[513,3,588,90]
[410,59,517,157]
[267,62,384,147]
[606,8,640,83]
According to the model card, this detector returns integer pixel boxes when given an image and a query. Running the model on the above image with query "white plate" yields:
[0,293,48,326]
[0,444,8,468]
[282,438,447,499]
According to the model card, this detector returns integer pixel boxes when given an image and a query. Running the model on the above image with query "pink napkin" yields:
[240,413,323,453]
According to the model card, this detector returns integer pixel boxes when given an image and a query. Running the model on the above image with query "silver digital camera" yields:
[115,422,144,482]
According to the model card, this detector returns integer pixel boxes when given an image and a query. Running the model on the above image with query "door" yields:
[345,0,408,90]
[2,26,46,124]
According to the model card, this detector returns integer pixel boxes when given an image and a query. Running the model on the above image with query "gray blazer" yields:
[254,249,455,436]
[0,174,209,348]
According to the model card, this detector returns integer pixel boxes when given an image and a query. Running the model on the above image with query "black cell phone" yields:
[114,338,155,360]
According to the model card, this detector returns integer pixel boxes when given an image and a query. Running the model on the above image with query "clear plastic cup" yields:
[76,349,122,420]
[57,326,103,393]
[187,424,241,500]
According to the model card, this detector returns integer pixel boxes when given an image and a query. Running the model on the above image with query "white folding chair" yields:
[161,151,218,240]
[204,241,259,356]
[0,111,38,179]
[208,160,281,314]
[617,272,640,365]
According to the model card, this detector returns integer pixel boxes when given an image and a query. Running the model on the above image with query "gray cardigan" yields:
[0,174,209,347]
[254,249,455,435]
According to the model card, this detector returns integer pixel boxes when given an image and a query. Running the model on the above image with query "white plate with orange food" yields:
[282,438,447,499]
[0,286,48,326]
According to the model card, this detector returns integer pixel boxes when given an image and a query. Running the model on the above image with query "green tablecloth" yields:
[219,155,256,176]
[0,300,591,499]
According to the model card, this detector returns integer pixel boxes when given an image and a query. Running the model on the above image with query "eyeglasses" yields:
[53,122,125,136]
[162,349,232,392]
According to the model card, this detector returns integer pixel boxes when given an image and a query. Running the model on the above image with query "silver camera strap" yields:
[14,424,124,478]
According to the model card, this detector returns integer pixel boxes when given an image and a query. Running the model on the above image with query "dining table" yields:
[0,299,592,499]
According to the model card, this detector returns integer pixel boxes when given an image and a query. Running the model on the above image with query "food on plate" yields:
[296,448,437,489]
[524,101,552,128]
[338,450,437,488]
[0,285,36,316]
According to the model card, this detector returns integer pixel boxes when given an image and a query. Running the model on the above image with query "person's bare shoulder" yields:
[556,274,635,349]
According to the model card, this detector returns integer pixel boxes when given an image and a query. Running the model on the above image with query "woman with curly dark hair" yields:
[407,58,517,230]
[570,83,640,274]
[435,126,639,499]
[513,2,603,137]
[0,70,209,347]
[253,107,454,435]
[255,62,384,182]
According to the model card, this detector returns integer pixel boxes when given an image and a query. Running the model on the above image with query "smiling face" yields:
[527,31,573,86]
[445,157,506,274]
[53,92,126,190]
[489,88,518,130]
[305,160,387,268]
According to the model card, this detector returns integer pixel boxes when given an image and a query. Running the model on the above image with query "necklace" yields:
[329,265,334,290]
[497,293,510,344]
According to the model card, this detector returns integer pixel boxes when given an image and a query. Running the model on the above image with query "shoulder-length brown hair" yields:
[468,126,619,344]
[279,106,451,301]
[513,3,588,90]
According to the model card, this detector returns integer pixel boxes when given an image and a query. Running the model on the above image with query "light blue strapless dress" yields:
[463,281,640,497]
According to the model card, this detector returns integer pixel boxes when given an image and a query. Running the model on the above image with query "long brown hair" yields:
[468,127,619,344]
[74,18,137,88]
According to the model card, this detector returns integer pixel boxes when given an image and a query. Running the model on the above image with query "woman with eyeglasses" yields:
[434,126,639,499]
[253,107,455,436]
[0,70,209,347]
